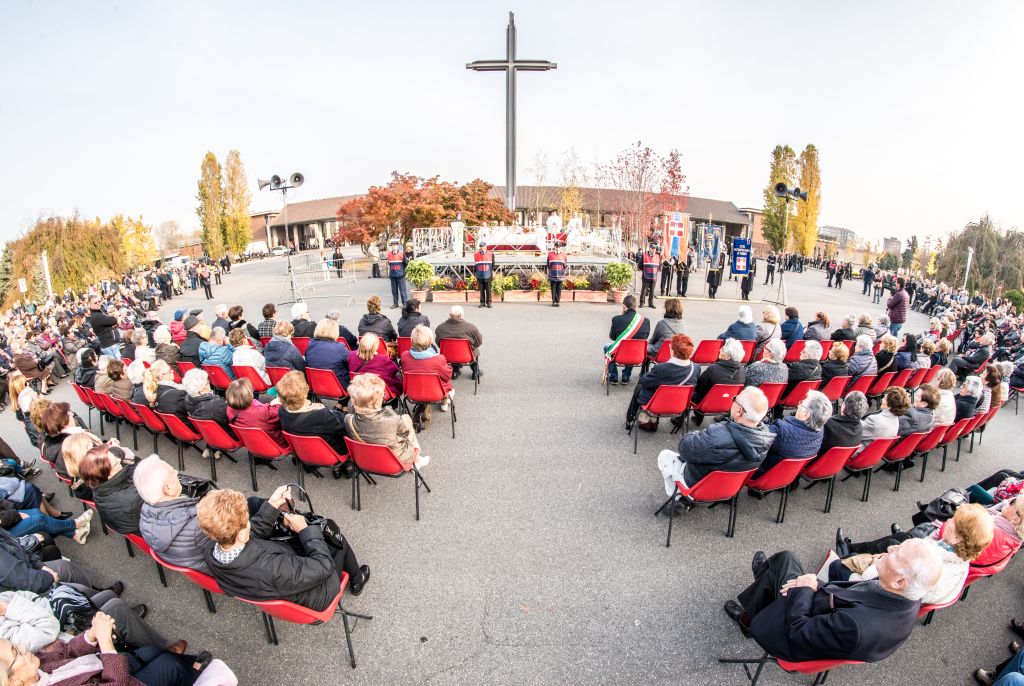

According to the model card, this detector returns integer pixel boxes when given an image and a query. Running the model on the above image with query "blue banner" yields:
[731,237,751,275]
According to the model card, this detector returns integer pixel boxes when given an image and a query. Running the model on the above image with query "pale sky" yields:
[1,0,1021,246]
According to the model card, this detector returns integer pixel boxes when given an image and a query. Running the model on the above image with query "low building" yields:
[265,196,361,249]
[250,210,278,247]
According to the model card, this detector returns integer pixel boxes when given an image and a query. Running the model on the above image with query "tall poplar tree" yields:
[196,152,225,258]
[0,244,12,302]
[223,150,252,254]
[761,145,797,252]
[791,144,821,256]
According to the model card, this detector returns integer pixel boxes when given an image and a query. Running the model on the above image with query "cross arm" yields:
[466,60,509,71]
[512,60,557,71]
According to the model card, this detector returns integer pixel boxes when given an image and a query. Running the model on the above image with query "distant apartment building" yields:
[883,236,901,255]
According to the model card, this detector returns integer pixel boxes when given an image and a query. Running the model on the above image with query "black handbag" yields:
[270,483,348,550]
[179,473,217,499]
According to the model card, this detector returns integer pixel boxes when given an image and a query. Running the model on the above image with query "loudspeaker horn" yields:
[257,178,272,191]
[290,172,304,188]
[774,182,789,198]
[270,174,283,190]
[792,187,808,201]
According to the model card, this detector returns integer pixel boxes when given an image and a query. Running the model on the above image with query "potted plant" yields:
[491,274,514,302]
[405,259,434,300]
[503,272,538,302]
[604,262,634,303]
[572,275,607,303]
[430,275,467,303]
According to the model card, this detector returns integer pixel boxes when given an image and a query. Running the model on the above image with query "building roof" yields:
[267,196,362,228]
[512,186,750,225]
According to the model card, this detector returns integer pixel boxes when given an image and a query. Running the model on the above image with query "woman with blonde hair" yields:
[60,432,103,500]
[263,320,305,371]
[347,332,403,398]
[276,371,350,477]
[344,373,429,469]
[874,334,898,374]
[933,368,957,425]
[143,359,189,423]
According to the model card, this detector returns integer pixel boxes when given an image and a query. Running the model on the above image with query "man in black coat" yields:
[605,295,650,386]
[199,487,369,610]
[688,339,746,425]
[723,538,942,663]
[818,393,867,455]
[950,333,992,380]
[178,314,207,366]
[87,295,120,359]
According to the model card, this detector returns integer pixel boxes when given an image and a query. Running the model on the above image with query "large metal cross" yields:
[467,12,556,212]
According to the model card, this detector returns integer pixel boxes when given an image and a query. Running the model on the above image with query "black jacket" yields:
[786,359,822,394]
[636,361,701,406]
[185,392,233,434]
[291,319,317,339]
[0,528,56,594]
[955,394,979,422]
[751,581,920,663]
[397,313,430,339]
[204,500,340,612]
[692,359,745,405]
[93,463,143,535]
[898,407,933,436]
[676,419,774,486]
[819,415,863,455]
[179,331,205,366]
[830,328,856,341]
[75,364,97,389]
[609,309,650,341]
[88,310,118,348]
[151,384,190,423]
[357,313,397,342]
[280,405,348,455]
[960,345,992,370]
[820,360,849,385]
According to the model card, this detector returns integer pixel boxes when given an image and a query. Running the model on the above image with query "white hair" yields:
[97,355,111,372]
[963,375,983,397]
[215,304,228,317]
[735,386,769,423]
[802,340,823,360]
[132,455,175,505]
[154,325,172,345]
[737,305,753,324]
[855,334,873,353]
[210,326,226,341]
[894,538,944,601]
[843,313,857,327]
[181,368,211,398]
[450,305,465,320]
[721,338,745,362]
[126,360,147,385]
[291,302,308,320]
[800,390,833,431]
[764,339,787,363]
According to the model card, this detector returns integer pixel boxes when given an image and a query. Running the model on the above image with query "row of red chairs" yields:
[655,404,1002,547]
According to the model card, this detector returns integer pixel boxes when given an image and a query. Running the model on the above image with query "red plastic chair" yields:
[156,412,206,476]
[305,368,349,404]
[866,371,897,399]
[190,418,243,482]
[889,368,913,389]
[403,372,456,439]
[686,383,743,432]
[629,385,693,454]
[232,425,292,491]
[396,337,412,357]
[603,338,647,395]
[818,344,833,362]
[878,431,928,491]
[799,445,858,513]
[720,651,864,686]
[94,393,126,442]
[232,365,271,393]
[842,437,898,502]
[335,337,353,351]
[291,337,311,355]
[913,423,950,482]
[783,340,807,363]
[935,417,971,470]
[70,383,97,429]
[779,380,821,413]
[922,365,941,385]
[202,364,234,393]
[643,340,672,373]
[122,533,168,586]
[655,468,757,546]
[236,573,371,668]
[758,383,786,410]
[131,403,167,455]
[283,432,348,489]
[147,548,224,614]
[739,340,756,364]
[266,366,291,386]
[438,338,480,395]
[818,376,851,406]
[918,593,961,626]
[844,374,875,397]
[691,339,724,365]
[344,436,431,520]
[872,341,882,355]
[904,367,929,396]
[745,456,815,523]
[259,336,271,348]
[177,361,197,376]
[113,399,143,451]
[82,387,107,434]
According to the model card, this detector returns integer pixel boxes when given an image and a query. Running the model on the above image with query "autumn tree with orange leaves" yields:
[336,173,513,250]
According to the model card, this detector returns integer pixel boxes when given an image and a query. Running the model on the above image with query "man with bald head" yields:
[656,386,775,512]
[723,538,942,663]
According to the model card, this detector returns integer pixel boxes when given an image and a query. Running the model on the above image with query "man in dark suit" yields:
[605,295,650,386]
[723,538,941,663]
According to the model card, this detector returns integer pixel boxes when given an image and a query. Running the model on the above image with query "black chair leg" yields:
[249,454,258,492]
[208,446,217,482]
[775,488,788,524]
[124,537,134,558]
[414,468,420,521]
[260,613,278,645]
[155,562,167,587]
[861,470,872,502]
[339,606,373,669]
[894,462,903,492]
[202,588,216,613]
[919,452,929,482]
[727,495,739,537]
[824,477,836,514]
[941,445,949,471]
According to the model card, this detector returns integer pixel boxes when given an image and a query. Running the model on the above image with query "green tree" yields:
[761,145,797,252]
[196,152,225,259]
[28,256,48,303]
[223,150,252,254]
[901,235,918,271]
[0,244,12,303]
[878,253,900,271]
[791,144,821,256]
[112,215,157,269]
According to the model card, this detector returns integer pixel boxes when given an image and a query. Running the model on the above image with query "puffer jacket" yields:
[755,416,824,477]
[676,419,775,486]
[0,590,59,651]
[847,351,878,380]
[92,464,143,535]
[304,339,350,388]
[198,342,236,379]
[648,318,685,357]
[264,336,306,372]
[0,528,57,594]
[692,359,746,405]
[140,496,212,574]
[169,319,186,344]
[178,331,206,366]
[358,313,398,342]
[786,358,822,394]
[185,392,232,433]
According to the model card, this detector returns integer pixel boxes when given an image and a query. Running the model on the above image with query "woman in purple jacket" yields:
[347,333,402,398]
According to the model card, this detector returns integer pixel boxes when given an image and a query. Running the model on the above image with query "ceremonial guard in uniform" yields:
[546,242,567,307]
[741,256,757,301]
[386,238,409,308]
[640,245,660,309]
[473,242,496,308]
[676,247,694,297]
[707,252,725,299]
[659,254,677,296]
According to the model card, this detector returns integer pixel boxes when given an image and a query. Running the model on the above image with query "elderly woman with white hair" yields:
[956,375,984,422]
[753,305,782,358]
[289,301,317,338]
[718,305,756,341]
[830,314,858,341]
[847,334,878,380]
[874,315,891,339]
[153,324,181,366]
[126,359,148,404]
[745,339,789,387]
[688,338,747,427]
[400,325,453,412]
[182,368,232,458]
[753,389,832,478]
[343,374,429,469]
[785,339,822,395]
[855,313,877,341]
[135,455,215,573]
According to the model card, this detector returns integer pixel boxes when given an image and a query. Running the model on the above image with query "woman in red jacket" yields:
[225,378,285,447]
[399,325,453,411]
[348,333,402,399]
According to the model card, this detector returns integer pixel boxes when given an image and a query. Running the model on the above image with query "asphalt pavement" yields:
[16,255,1021,685]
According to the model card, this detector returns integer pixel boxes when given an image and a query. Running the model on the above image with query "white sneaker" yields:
[415,454,430,469]
[73,521,91,545]
[439,399,450,412]
[202,448,211,459]
[75,510,94,528]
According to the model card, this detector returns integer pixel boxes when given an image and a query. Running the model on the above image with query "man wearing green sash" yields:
[604,294,650,385]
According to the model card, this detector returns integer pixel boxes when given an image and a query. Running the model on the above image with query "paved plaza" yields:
[14,256,1020,685]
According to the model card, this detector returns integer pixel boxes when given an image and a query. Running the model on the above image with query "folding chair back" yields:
[305,368,348,401]
[904,367,928,392]
[283,432,347,469]
[844,374,875,397]
[202,365,233,392]
[232,365,271,392]
[783,340,807,363]
[915,424,948,453]
[922,366,941,385]
[438,338,475,365]
[397,337,412,357]
[292,337,311,355]
[691,339,724,365]
[818,376,851,403]
[403,372,447,404]
[684,468,757,503]
[191,418,242,452]
[866,372,896,397]
[780,380,821,409]
[132,403,168,434]
[758,383,786,409]
[233,426,290,458]
[885,432,928,462]
[739,340,755,364]
[692,384,743,415]
[266,366,290,386]
[801,446,858,481]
